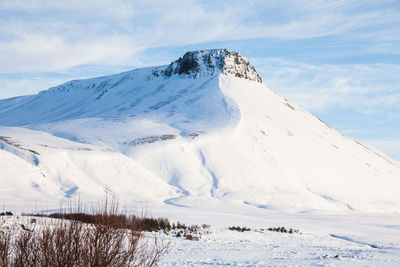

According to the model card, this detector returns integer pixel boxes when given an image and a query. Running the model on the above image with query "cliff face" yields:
[155,49,262,83]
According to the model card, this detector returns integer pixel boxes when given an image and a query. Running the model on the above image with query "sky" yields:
[0,0,399,159]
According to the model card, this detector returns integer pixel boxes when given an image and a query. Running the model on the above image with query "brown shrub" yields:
[0,230,12,267]
[3,199,168,266]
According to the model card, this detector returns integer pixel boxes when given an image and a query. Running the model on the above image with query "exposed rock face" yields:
[154,49,262,83]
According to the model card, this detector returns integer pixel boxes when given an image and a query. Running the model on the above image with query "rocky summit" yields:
[154,49,262,83]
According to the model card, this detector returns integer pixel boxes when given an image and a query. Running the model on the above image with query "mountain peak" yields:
[154,49,262,83]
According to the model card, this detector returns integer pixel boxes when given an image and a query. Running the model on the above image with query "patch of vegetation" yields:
[322,254,351,259]
[22,213,210,242]
[22,212,171,233]
[2,201,168,266]
[169,222,209,241]
[228,226,251,232]
[0,212,13,216]
[185,234,200,241]
[262,226,301,234]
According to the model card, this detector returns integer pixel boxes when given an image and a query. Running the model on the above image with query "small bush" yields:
[176,221,187,230]
[265,227,300,234]
[169,222,207,241]
[185,234,200,241]
[0,211,13,216]
[202,224,210,229]
[228,226,251,232]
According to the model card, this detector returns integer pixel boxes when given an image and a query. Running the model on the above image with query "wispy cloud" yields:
[1,0,399,73]
[254,58,400,112]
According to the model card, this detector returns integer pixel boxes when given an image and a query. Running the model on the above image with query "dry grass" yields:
[0,230,11,267]
[0,199,168,267]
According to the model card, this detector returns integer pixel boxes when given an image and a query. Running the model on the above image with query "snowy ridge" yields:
[0,49,399,215]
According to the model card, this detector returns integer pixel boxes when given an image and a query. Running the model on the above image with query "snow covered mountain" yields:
[0,49,399,213]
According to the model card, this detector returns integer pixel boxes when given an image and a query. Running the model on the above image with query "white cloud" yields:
[254,58,400,112]
[0,35,142,72]
[0,76,64,99]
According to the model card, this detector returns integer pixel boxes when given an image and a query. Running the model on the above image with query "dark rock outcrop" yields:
[154,49,262,83]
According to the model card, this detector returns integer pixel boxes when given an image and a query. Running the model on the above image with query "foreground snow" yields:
[150,203,400,266]
[2,211,400,266]
[161,225,400,266]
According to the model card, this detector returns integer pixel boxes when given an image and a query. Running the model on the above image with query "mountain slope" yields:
[0,49,399,213]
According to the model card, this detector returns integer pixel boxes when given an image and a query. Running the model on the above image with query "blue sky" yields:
[0,0,399,159]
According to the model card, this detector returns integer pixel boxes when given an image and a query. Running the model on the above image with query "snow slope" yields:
[0,49,399,214]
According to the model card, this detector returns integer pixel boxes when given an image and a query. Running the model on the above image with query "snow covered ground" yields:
[160,216,400,266]
[2,211,400,266]
[147,200,400,265]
